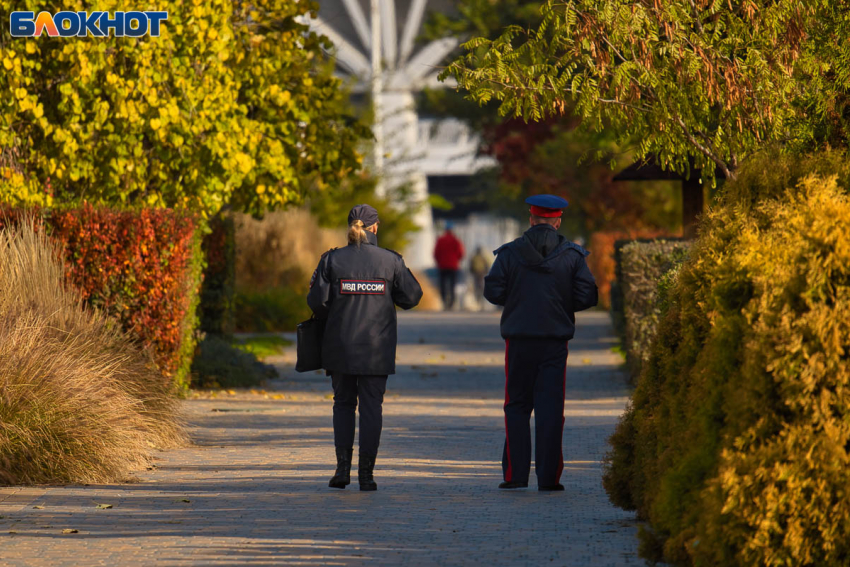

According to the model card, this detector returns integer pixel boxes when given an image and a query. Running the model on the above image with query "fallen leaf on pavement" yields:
[62,529,78,534]
[32,505,44,510]
[95,504,113,509]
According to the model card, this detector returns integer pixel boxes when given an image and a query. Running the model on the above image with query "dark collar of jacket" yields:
[520,224,591,258]
[502,224,586,274]
[523,223,563,259]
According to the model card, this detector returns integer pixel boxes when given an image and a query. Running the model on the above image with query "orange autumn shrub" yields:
[0,204,203,389]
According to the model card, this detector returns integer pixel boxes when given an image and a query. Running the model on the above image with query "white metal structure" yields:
[307,1,495,268]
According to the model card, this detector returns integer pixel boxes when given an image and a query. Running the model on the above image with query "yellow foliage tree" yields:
[0,0,367,215]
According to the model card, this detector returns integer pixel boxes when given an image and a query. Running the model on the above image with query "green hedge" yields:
[610,237,687,344]
[234,287,312,333]
[619,240,691,379]
[199,214,236,336]
[603,150,850,566]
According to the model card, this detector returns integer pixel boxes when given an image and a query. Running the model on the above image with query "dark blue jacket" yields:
[484,224,598,340]
[307,231,423,375]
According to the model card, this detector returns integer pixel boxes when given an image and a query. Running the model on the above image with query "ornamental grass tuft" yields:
[0,220,185,485]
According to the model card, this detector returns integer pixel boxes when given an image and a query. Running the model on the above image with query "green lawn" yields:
[231,335,292,360]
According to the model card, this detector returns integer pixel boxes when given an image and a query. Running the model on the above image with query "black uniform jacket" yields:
[484,224,598,340]
[307,231,423,375]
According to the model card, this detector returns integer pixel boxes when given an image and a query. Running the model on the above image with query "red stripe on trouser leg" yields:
[556,343,568,482]
[504,339,513,482]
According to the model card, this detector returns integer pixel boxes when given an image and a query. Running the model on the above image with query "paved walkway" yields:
[0,311,640,566]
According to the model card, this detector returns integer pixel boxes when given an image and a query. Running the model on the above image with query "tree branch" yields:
[457,73,654,114]
[688,0,705,34]
[673,115,733,178]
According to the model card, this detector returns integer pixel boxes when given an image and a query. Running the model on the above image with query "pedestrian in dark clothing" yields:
[433,223,465,310]
[307,204,423,491]
[469,246,490,309]
[484,195,598,491]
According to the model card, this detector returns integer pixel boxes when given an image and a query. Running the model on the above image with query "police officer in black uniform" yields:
[484,195,598,491]
[307,204,423,491]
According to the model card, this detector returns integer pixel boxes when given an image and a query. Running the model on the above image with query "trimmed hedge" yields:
[609,236,687,344]
[234,287,312,333]
[603,150,850,566]
[0,204,203,390]
[619,240,691,379]
[199,214,236,336]
[588,230,669,312]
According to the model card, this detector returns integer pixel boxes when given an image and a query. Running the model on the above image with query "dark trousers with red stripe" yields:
[503,338,568,486]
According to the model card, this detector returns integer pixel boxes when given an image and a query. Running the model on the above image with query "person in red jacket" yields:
[433,222,465,310]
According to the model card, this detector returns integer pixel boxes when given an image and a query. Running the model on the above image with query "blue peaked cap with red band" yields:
[526,194,569,218]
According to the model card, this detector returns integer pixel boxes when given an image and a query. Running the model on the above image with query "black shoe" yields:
[538,484,565,492]
[358,453,378,491]
[498,481,529,489]
[328,447,353,489]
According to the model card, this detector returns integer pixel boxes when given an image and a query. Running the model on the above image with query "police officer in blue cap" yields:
[484,194,598,491]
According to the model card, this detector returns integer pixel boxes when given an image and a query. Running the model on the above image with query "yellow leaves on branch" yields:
[0,0,367,216]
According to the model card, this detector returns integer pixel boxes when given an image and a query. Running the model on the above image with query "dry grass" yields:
[234,209,344,291]
[235,209,442,310]
[0,220,185,485]
[411,270,442,311]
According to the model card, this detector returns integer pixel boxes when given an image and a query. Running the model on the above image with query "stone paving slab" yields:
[0,311,641,566]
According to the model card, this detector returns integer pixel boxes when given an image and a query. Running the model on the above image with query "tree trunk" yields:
[682,177,704,239]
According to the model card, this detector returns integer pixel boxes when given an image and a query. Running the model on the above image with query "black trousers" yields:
[502,338,568,486]
[332,374,388,457]
[439,269,457,309]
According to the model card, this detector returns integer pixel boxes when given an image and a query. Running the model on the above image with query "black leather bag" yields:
[296,317,325,372]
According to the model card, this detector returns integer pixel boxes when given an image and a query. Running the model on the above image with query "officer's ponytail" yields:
[348,219,368,245]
